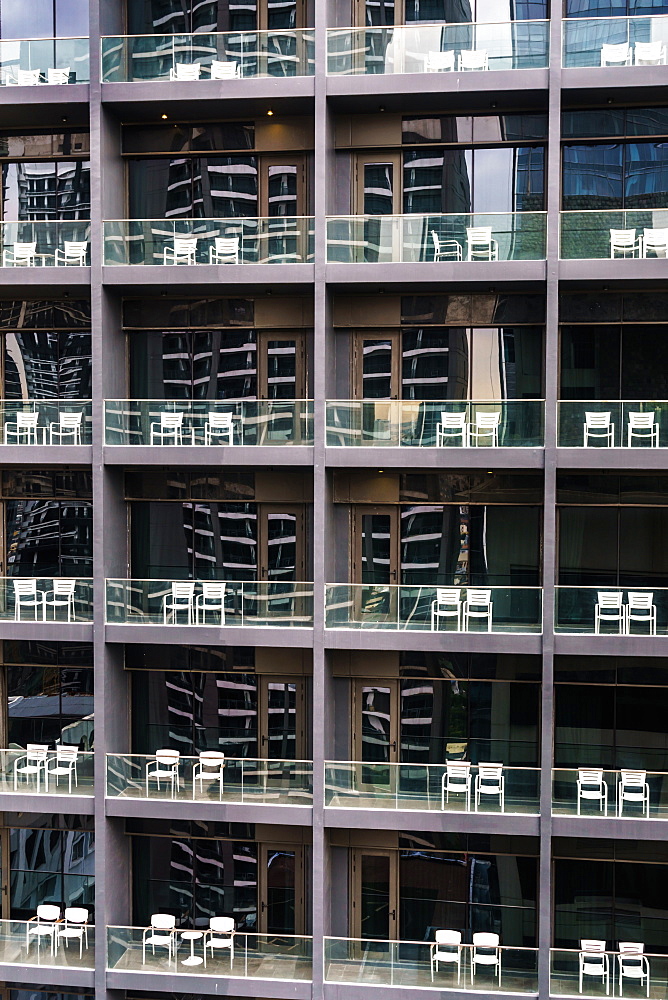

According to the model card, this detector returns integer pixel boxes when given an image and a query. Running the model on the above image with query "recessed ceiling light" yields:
[267,109,274,116]
[161,113,168,119]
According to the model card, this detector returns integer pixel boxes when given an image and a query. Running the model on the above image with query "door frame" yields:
[352,330,401,401]
[352,680,400,764]
[351,505,400,585]
[257,330,307,400]
[258,155,307,218]
[258,675,307,759]
[353,152,402,216]
[259,0,306,30]
[258,843,305,935]
[257,503,305,582]
[351,847,399,942]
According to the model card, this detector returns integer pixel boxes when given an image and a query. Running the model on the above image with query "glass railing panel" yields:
[561,209,668,260]
[555,586,668,635]
[0,222,90,266]
[0,578,93,622]
[325,584,542,633]
[327,213,547,263]
[553,768,668,819]
[106,754,312,804]
[0,918,95,969]
[563,15,668,68]
[326,400,544,447]
[328,20,549,75]
[0,400,92,446]
[103,218,314,264]
[0,38,89,84]
[106,580,313,628]
[551,949,668,999]
[105,399,313,446]
[0,749,93,796]
[558,401,668,448]
[101,30,315,81]
[107,927,313,978]
[325,937,539,992]
[325,761,539,814]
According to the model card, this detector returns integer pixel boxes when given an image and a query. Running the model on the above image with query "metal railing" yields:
[0,748,93,796]
[558,401,668,448]
[0,222,90,266]
[550,948,668,998]
[0,578,93,622]
[0,400,91,445]
[560,210,668,260]
[553,767,668,819]
[0,37,89,84]
[555,586,668,635]
[563,14,668,68]
[0,917,95,969]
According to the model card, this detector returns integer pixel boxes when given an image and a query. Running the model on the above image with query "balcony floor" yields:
[325,792,537,815]
[326,958,536,994]
[111,944,312,981]
[109,780,310,807]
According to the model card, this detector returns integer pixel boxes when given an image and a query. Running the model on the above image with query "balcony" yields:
[107,753,312,805]
[327,20,549,76]
[324,937,538,994]
[327,213,547,263]
[326,400,544,448]
[0,223,90,268]
[555,587,668,636]
[563,15,668,69]
[0,917,94,971]
[0,578,93,623]
[103,218,314,265]
[105,399,313,447]
[0,38,89,84]
[560,210,668,261]
[0,748,93,797]
[102,30,315,81]
[550,948,668,999]
[106,580,314,628]
[325,584,542,633]
[325,761,539,815]
[558,401,667,449]
[0,401,91,446]
[553,768,668,820]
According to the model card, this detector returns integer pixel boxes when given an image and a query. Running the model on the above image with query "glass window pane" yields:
[624,142,668,209]
[562,145,623,211]
[560,326,621,400]
[558,507,618,585]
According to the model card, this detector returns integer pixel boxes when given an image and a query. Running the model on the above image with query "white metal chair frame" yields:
[55,241,87,266]
[426,50,455,72]
[431,929,462,983]
[618,942,650,997]
[600,43,631,67]
[436,411,468,447]
[594,591,625,634]
[431,230,462,262]
[441,761,472,811]
[458,49,488,72]
[464,589,493,632]
[14,744,49,793]
[150,411,184,446]
[3,242,37,267]
[625,591,656,636]
[209,236,240,264]
[470,411,500,447]
[142,913,176,964]
[164,236,198,265]
[13,579,45,621]
[471,932,501,986]
[10,69,41,86]
[466,226,498,261]
[146,750,181,799]
[204,916,235,965]
[163,581,196,624]
[617,770,650,818]
[43,579,77,622]
[610,229,641,258]
[169,63,202,81]
[46,747,79,793]
[634,41,666,65]
[26,904,61,956]
[204,411,234,445]
[50,411,83,444]
[47,67,70,84]
[55,907,89,958]
[5,410,42,444]
[195,581,227,625]
[641,227,668,258]
[584,411,614,447]
[627,412,659,447]
[579,940,610,996]
[431,587,463,632]
[210,59,241,79]
[192,751,225,800]
[577,769,608,816]
[475,763,505,812]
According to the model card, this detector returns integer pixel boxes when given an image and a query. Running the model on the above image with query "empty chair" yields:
[464,589,493,632]
[163,581,196,624]
[47,67,70,84]
[56,907,89,958]
[626,592,657,636]
[204,411,234,445]
[205,916,235,965]
[600,42,631,66]
[431,929,463,983]
[209,236,239,264]
[50,411,82,444]
[150,411,184,446]
[441,761,472,811]
[628,412,659,447]
[26,904,61,955]
[584,411,614,447]
[431,230,462,262]
[466,226,498,261]
[146,750,181,798]
[46,747,79,792]
[142,913,176,964]
[579,940,610,995]
[641,227,668,258]
[577,768,608,816]
[43,579,77,622]
[5,411,41,445]
[595,591,625,634]
[470,411,500,447]
[195,581,227,625]
[169,62,201,80]
[436,411,468,447]
[610,229,641,258]
[55,241,87,266]
[471,932,501,986]
[426,50,455,72]
[3,241,37,267]
[458,49,488,72]
[10,69,40,85]
[475,763,505,812]
[14,744,49,792]
[431,588,463,632]
[618,770,650,818]
[210,59,240,79]
[192,750,225,800]
[13,579,45,621]
[618,942,650,997]
[164,236,198,265]
[634,41,666,65]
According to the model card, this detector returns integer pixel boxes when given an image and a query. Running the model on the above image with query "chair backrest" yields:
[585,411,611,428]
[628,411,655,428]
[64,906,88,923]
[56,746,78,761]
[53,579,76,596]
[210,916,235,934]
[174,62,201,79]
[160,412,183,429]
[467,589,492,606]
[208,411,233,428]
[60,411,83,428]
[435,929,462,945]
[601,42,629,64]
[199,750,225,771]
[173,236,197,255]
[214,236,239,255]
[171,581,195,598]
[627,591,654,609]
[580,939,606,953]
[14,579,37,596]
[36,904,61,921]
[596,591,623,608]
[26,744,49,760]
[436,587,462,606]
[16,411,39,427]
[211,59,239,78]
[610,229,636,248]
[635,41,664,62]
[643,227,668,248]
[473,932,499,949]
[17,69,40,85]
[478,763,503,781]
[431,231,441,252]
[446,761,471,779]
[47,67,70,84]
[12,242,37,260]
[151,913,176,930]
[202,581,226,599]
[620,769,646,786]
[427,50,454,71]
[155,749,180,765]
[578,768,604,784]
[618,942,644,956]
[475,411,501,428]
[467,226,492,245]
[460,49,486,70]
[441,411,466,428]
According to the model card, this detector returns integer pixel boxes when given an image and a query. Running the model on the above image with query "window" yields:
[0,0,88,38]
[10,817,94,920]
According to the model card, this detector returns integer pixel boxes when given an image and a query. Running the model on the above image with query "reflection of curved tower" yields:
[10,161,90,221]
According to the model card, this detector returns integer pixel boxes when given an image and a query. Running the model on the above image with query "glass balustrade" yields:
[0,578,93,623]
[0,918,95,969]
[563,15,668,68]
[107,754,312,804]
[102,30,315,81]
[105,399,313,446]
[0,749,93,796]
[558,401,668,448]
[0,401,91,446]
[560,210,668,260]
[0,223,90,266]
[327,213,547,263]
[555,586,668,635]
[0,38,89,84]
[107,927,313,979]
[324,937,539,992]
[550,949,668,999]
[325,761,539,814]
[326,400,544,447]
[325,584,542,633]
[553,767,668,819]
[103,219,314,265]
[106,580,313,628]
[328,20,549,75]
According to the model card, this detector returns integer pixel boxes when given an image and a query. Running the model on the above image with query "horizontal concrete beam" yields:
[104,444,314,466]
[325,260,547,285]
[324,629,543,653]
[102,263,314,287]
[106,796,312,825]
[552,815,668,840]
[325,447,544,469]
[0,962,94,988]
[107,968,313,997]
[0,622,94,641]
[0,445,92,465]
[324,806,540,836]
[0,791,94,814]
[105,622,314,647]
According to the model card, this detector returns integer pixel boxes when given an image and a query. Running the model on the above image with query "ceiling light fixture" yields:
[267,108,274,116]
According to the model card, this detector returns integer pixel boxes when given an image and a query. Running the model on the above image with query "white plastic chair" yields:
[211,59,240,79]
[150,411,183,446]
[43,579,77,622]
[584,411,614,447]
[426,50,455,72]
[55,241,87,266]
[169,63,201,80]
[46,747,79,792]
[431,230,462,261]
[436,411,468,447]
[14,744,49,792]
[610,229,641,258]
[56,907,89,958]
[617,770,650,818]
[205,916,235,965]
[577,769,608,816]
[26,904,61,956]
[475,763,505,812]
[626,592,656,636]
[441,761,471,811]
[5,411,41,444]
[431,929,462,983]
[204,411,234,445]
[163,581,195,624]
[466,226,498,261]
[600,43,631,67]
[195,581,226,625]
[431,588,463,631]
[47,67,70,84]
[470,411,500,447]
[579,940,610,995]
[471,932,501,986]
[628,412,659,447]
[13,579,45,621]
[595,591,625,634]
[164,236,198,265]
[10,69,40,86]
[209,236,239,264]
[3,242,37,267]
[192,750,225,800]
[142,913,176,964]
[618,942,650,997]
[50,411,82,444]
[634,41,666,65]
[458,49,488,72]
[146,750,180,798]
[464,589,493,632]
[641,228,668,258]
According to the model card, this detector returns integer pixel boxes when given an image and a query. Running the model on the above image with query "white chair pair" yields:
[7,67,70,86]
[431,929,502,985]
[1,240,85,266]
[441,762,504,811]
[431,588,493,632]
[594,591,656,636]
[163,581,227,625]
[601,41,666,66]
[579,940,649,996]
[13,579,75,622]
[192,750,225,800]
[436,411,501,447]
[163,236,239,265]
[146,749,181,798]
[610,228,668,259]
[431,227,497,262]
[583,411,660,448]
[169,61,240,81]
[150,410,234,445]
